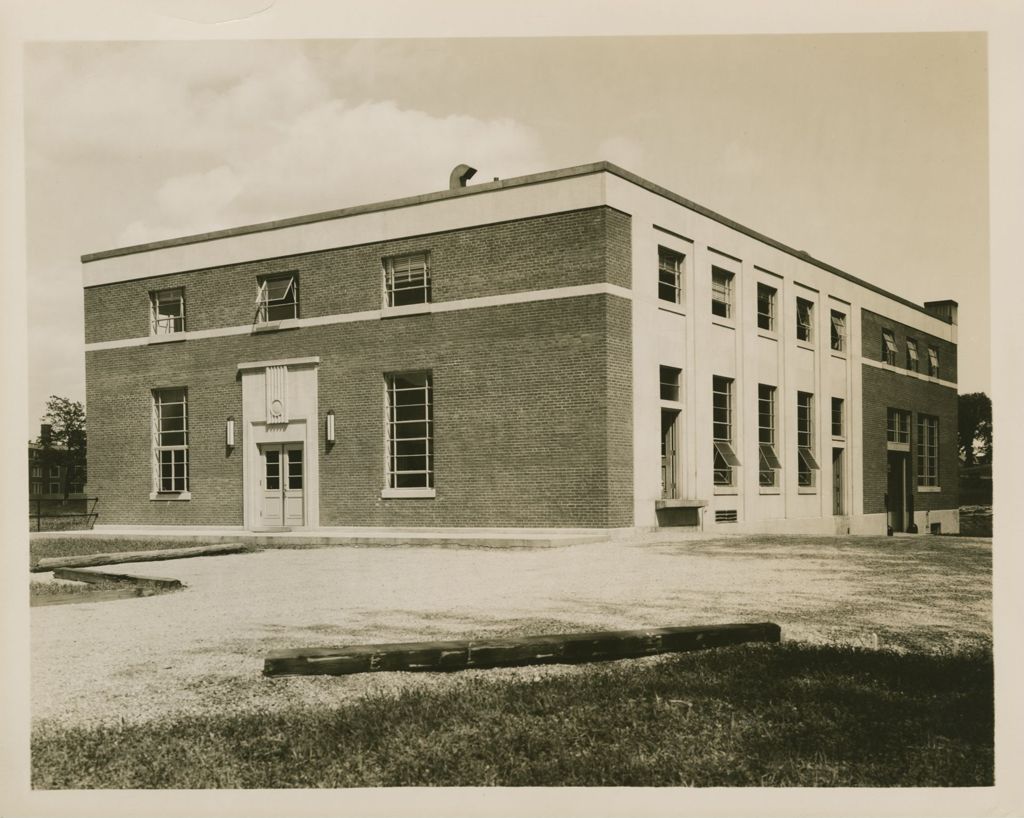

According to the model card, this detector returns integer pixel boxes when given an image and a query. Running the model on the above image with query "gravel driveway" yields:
[31,534,991,729]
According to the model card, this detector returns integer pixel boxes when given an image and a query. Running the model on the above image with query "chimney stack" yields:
[923,300,958,325]
[40,423,53,446]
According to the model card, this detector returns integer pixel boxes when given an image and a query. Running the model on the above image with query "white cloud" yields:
[116,98,548,245]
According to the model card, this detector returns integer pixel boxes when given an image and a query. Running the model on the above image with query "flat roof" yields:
[81,161,947,320]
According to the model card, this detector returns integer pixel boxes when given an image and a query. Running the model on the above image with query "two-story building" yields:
[81,161,959,536]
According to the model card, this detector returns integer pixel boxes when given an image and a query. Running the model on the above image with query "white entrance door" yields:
[259,443,305,528]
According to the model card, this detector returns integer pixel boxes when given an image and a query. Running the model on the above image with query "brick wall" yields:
[860,364,959,514]
[84,207,631,344]
[86,294,633,528]
[861,308,957,383]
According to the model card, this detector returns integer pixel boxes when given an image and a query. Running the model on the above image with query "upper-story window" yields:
[906,338,919,372]
[151,288,185,335]
[927,347,940,378]
[882,330,898,365]
[830,310,846,352]
[256,274,298,323]
[711,267,734,319]
[917,415,939,487]
[384,252,431,308]
[658,248,685,305]
[796,298,814,343]
[757,284,776,332]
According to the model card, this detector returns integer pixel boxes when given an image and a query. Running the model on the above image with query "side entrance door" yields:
[259,443,305,528]
[661,409,679,499]
[832,447,844,515]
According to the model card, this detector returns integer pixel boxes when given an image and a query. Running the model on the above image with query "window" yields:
[711,267,734,319]
[384,252,431,308]
[796,298,814,343]
[830,310,846,352]
[658,247,684,305]
[906,339,919,372]
[151,288,185,335]
[712,376,740,486]
[882,329,898,365]
[385,372,434,489]
[797,391,818,488]
[758,384,781,488]
[659,366,681,401]
[31,465,42,479]
[831,397,844,438]
[48,480,61,495]
[757,283,776,332]
[887,408,911,444]
[917,415,939,487]
[256,274,298,323]
[49,465,60,479]
[31,481,42,496]
[927,347,940,378]
[153,388,189,493]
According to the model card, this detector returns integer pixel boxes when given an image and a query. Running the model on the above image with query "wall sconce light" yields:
[326,410,335,444]
[226,416,235,448]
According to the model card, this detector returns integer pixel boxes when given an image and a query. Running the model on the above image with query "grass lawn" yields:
[32,642,993,788]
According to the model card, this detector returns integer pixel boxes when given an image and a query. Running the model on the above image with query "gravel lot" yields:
[31,533,991,730]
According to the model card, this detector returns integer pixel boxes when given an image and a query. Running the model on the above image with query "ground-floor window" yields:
[757,384,781,487]
[385,371,434,489]
[917,414,939,487]
[712,376,739,486]
[797,391,819,488]
[153,388,189,493]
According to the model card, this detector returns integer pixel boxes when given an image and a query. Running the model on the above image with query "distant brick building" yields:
[81,162,958,534]
[28,424,85,500]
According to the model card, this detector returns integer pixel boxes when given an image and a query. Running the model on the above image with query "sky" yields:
[23,34,990,437]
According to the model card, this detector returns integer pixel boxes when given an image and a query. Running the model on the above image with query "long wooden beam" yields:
[52,568,183,589]
[264,622,781,677]
[32,543,250,573]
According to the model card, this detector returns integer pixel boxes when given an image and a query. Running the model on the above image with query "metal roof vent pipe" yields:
[449,164,477,190]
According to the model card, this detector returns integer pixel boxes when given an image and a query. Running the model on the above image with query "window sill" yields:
[759,487,782,495]
[886,442,911,452]
[917,485,942,493]
[252,319,300,334]
[830,350,847,360]
[657,302,686,317]
[757,330,778,341]
[711,318,736,330]
[713,487,739,496]
[382,304,432,319]
[832,435,846,442]
[797,486,818,495]
[381,487,436,499]
[148,333,186,345]
[150,491,192,501]
[796,341,816,351]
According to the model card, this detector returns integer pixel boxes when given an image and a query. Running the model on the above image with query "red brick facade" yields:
[859,309,958,517]
[84,207,634,528]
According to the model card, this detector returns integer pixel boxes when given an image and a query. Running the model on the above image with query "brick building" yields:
[82,162,959,535]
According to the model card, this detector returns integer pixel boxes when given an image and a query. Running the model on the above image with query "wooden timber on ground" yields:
[52,568,183,589]
[30,588,145,607]
[264,622,782,677]
[32,543,250,573]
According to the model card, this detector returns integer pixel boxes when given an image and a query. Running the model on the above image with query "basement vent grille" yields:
[715,510,738,523]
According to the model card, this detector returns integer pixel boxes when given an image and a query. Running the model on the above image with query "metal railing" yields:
[30,497,99,532]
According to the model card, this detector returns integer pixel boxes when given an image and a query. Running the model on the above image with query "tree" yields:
[39,396,87,498]
[957,392,992,466]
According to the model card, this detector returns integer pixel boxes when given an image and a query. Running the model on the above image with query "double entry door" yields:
[259,443,304,528]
